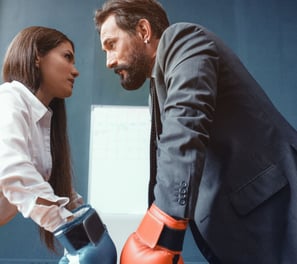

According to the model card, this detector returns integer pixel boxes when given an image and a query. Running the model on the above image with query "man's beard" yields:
[114,46,151,91]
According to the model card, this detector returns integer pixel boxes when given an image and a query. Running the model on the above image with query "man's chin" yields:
[121,80,144,91]
[122,85,141,91]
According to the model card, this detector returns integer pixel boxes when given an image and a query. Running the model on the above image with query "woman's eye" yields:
[64,53,73,61]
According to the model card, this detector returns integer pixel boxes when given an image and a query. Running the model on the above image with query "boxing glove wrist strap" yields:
[137,204,188,252]
[158,224,186,251]
[54,205,105,254]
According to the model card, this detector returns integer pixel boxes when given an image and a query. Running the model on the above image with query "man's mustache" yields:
[114,65,129,75]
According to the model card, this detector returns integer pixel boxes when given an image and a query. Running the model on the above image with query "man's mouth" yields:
[115,69,122,75]
[115,69,125,80]
[114,65,129,75]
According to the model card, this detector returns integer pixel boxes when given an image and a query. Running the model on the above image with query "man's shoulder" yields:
[159,22,213,47]
[165,22,204,33]
[161,22,211,41]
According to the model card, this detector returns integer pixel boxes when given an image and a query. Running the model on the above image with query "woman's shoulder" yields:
[0,80,29,97]
[0,81,39,107]
[0,81,35,114]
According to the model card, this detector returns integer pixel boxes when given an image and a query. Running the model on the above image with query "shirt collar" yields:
[11,81,52,123]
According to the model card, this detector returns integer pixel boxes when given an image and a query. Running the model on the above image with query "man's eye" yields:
[109,42,115,49]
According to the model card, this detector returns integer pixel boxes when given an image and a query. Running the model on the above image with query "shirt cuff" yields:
[29,198,73,232]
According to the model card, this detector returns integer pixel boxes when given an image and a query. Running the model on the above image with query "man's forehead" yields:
[100,15,119,41]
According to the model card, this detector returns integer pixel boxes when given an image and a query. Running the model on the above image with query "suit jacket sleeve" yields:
[152,23,219,219]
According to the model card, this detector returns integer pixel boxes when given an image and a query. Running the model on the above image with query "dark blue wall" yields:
[0,0,296,262]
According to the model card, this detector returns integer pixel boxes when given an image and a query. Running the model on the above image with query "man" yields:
[94,0,297,263]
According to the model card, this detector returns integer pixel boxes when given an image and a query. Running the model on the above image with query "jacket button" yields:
[178,198,186,205]
[181,181,187,187]
[180,187,187,194]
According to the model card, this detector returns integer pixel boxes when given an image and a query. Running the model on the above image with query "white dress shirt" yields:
[0,81,80,232]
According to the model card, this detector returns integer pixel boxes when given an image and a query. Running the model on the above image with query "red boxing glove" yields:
[120,204,188,264]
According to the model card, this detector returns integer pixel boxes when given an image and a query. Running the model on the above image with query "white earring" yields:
[144,39,149,44]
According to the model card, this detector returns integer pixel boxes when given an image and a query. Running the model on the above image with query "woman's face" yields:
[35,41,79,105]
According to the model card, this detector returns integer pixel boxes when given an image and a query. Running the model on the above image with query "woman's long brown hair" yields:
[2,26,74,252]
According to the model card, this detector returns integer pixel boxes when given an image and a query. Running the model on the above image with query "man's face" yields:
[100,15,151,90]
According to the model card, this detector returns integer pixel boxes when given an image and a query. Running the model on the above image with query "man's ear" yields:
[136,18,152,43]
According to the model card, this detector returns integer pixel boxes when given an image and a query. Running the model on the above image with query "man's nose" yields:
[106,53,116,68]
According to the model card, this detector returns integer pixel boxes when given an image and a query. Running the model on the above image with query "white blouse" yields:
[0,81,81,232]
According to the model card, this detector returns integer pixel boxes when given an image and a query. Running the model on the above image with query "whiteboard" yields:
[88,105,151,214]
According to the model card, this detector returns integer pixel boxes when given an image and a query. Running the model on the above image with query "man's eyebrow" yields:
[102,37,115,47]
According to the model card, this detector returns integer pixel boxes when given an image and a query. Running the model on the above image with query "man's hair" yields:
[94,0,170,38]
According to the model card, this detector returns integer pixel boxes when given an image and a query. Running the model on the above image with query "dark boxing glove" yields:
[120,204,188,264]
[54,204,117,264]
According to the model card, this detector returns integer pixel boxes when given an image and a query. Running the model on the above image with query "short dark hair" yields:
[94,0,170,38]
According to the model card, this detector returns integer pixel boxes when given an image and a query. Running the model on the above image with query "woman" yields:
[0,26,116,263]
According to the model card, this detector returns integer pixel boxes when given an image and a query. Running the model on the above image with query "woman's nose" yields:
[72,65,79,78]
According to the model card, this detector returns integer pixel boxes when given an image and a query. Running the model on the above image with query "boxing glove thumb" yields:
[120,204,188,264]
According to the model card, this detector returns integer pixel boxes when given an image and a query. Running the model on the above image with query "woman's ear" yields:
[136,18,152,44]
[35,56,41,68]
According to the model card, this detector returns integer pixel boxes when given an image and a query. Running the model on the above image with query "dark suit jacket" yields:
[150,22,297,263]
